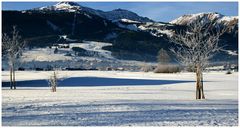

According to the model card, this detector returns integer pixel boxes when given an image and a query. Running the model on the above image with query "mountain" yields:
[102,9,153,22]
[3,11,167,61]
[2,2,238,63]
[33,2,153,23]
[170,12,238,33]
[170,12,237,25]
[36,2,81,12]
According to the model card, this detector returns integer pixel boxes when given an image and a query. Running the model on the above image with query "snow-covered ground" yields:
[2,71,238,126]
[1,41,156,71]
[21,48,72,62]
[70,41,113,59]
[21,41,113,62]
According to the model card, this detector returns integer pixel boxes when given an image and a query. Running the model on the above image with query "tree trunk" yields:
[13,66,16,89]
[200,72,205,99]
[196,65,205,99]
[53,72,57,92]
[10,67,13,89]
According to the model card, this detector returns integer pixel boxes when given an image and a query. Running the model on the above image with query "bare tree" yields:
[48,71,58,92]
[2,26,26,89]
[155,48,180,73]
[157,48,170,64]
[170,20,226,99]
[47,68,70,92]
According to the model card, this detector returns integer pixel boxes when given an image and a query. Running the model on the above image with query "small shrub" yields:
[48,71,58,92]
[154,64,181,73]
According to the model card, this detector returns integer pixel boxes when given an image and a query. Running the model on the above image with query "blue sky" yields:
[2,2,238,22]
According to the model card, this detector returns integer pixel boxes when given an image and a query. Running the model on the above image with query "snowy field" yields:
[2,71,238,126]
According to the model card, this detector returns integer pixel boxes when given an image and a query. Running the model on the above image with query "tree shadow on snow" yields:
[2,77,195,87]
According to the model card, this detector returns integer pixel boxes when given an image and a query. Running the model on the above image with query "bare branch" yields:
[170,19,226,69]
[2,26,26,89]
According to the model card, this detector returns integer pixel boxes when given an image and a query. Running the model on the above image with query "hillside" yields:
[2,2,238,63]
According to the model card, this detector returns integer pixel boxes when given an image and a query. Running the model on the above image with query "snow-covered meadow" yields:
[2,71,238,126]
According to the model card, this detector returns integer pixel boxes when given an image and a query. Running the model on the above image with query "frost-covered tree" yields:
[170,20,226,99]
[47,68,69,92]
[2,26,26,89]
[157,48,170,64]
[48,71,58,92]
